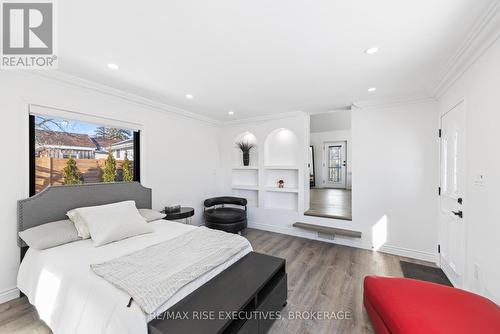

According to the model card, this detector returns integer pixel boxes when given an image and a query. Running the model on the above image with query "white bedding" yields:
[17,220,252,334]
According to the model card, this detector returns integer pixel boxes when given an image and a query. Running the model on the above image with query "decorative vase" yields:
[243,152,250,166]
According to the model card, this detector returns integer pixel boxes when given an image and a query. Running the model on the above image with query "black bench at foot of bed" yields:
[149,252,287,334]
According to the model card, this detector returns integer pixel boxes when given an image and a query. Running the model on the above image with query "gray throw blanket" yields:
[91,227,250,314]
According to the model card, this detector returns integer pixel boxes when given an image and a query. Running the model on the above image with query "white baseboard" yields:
[378,244,437,263]
[248,221,372,251]
[248,221,437,263]
[439,258,459,287]
[0,287,20,304]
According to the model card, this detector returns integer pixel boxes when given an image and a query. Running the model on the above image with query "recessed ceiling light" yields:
[185,94,193,99]
[228,110,234,116]
[365,47,379,55]
[368,87,377,92]
[107,63,119,70]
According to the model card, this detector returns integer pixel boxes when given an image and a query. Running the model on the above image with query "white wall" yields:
[352,102,439,260]
[220,113,310,213]
[310,130,352,189]
[310,111,351,133]
[218,106,439,265]
[0,71,443,305]
[438,35,500,303]
[0,72,222,303]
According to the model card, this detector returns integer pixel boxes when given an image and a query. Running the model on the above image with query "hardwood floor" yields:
[0,228,432,334]
[246,229,413,334]
[305,188,352,220]
[0,297,50,334]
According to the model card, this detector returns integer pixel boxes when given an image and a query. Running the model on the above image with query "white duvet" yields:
[17,220,252,334]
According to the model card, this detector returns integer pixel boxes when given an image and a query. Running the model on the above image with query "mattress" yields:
[17,220,253,334]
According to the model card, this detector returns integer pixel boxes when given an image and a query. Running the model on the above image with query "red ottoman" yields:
[363,276,500,334]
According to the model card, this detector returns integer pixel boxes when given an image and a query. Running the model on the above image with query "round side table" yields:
[161,207,195,224]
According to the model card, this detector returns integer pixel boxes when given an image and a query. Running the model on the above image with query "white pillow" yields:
[67,209,91,239]
[19,219,81,250]
[139,209,166,222]
[69,200,153,247]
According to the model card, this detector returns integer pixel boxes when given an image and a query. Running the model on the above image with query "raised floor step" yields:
[293,222,362,238]
[304,210,352,221]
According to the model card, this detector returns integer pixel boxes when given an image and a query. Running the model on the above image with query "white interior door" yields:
[439,101,465,287]
[324,141,347,188]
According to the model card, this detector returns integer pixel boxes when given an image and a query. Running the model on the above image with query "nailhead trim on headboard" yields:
[17,182,152,247]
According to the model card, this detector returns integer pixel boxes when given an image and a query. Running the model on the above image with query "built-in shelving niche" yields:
[232,168,259,188]
[264,167,298,191]
[263,167,299,210]
[229,128,301,211]
[264,128,299,167]
[232,188,259,208]
[231,132,259,207]
[264,191,298,211]
[262,128,300,211]
[232,131,258,167]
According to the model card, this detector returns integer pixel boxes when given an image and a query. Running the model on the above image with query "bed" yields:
[17,182,287,334]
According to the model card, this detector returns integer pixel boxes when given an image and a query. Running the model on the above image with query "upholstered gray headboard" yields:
[17,182,152,247]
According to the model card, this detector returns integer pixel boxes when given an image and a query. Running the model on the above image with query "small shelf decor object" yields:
[236,141,255,166]
[264,169,298,189]
[164,204,181,213]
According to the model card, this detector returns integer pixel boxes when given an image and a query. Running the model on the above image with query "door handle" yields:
[452,210,463,218]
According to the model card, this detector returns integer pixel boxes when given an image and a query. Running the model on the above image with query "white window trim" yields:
[30,104,141,132]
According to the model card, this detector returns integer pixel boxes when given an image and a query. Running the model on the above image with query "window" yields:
[29,114,140,195]
[328,145,342,182]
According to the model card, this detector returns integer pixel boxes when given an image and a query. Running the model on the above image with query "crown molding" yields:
[432,0,500,98]
[22,71,307,126]
[352,95,436,110]
[220,110,305,126]
[15,2,500,125]
[21,71,223,126]
[307,106,352,115]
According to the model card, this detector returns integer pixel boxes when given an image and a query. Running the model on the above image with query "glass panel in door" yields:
[328,145,342,183]
[324,141,346,188]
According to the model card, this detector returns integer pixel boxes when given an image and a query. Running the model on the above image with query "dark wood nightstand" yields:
[161,207,195,224]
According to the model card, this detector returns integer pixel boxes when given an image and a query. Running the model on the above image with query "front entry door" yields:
[324,141,347,188]
[439,101,465,287]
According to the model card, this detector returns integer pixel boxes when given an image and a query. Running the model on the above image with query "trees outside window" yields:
[62,157,82,185]
[31,114,139,194]
[103,151,117,182]
[122,154,133,182]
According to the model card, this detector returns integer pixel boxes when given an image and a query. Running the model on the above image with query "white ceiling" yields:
[57,0,494,121]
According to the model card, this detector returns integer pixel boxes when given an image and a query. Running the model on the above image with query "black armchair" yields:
[203,196,248,234]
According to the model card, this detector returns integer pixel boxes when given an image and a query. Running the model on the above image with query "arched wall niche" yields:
[232,131,258,167]
[264,128,299,166]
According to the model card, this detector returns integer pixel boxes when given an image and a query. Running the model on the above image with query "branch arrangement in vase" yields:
[236,141,255,166]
